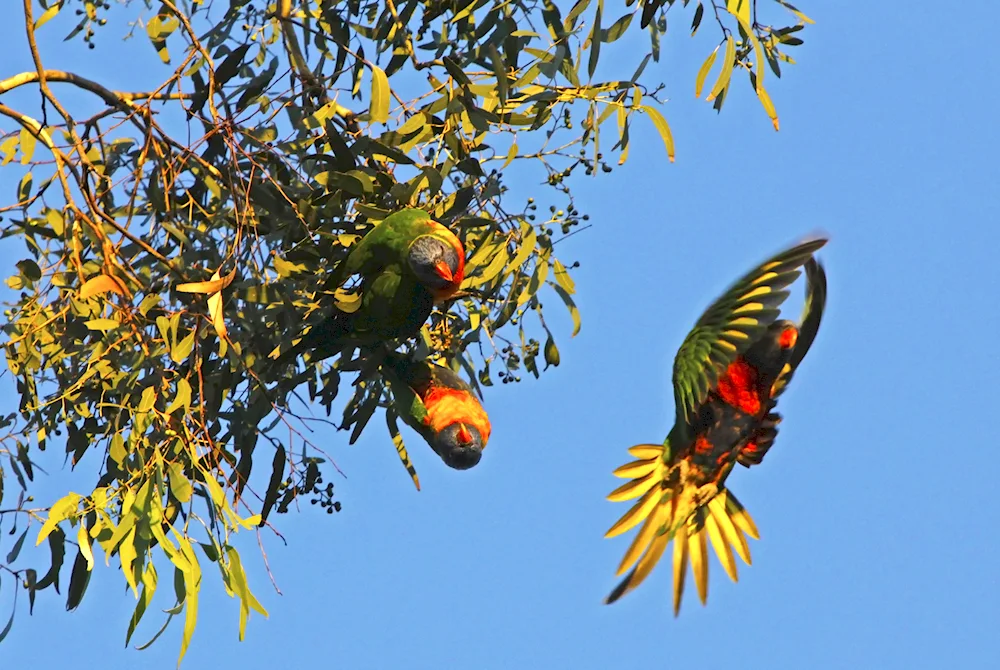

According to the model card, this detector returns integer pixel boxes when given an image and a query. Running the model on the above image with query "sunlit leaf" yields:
[370,65,391,124]
[706,36,736,102]
[642,105,675,163]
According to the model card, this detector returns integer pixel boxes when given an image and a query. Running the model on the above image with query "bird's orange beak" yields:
[456,423,473,445]
[434,260,454,283]
[778,326,798,349]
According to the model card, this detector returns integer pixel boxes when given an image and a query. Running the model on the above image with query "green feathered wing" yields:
[670,238,828,445]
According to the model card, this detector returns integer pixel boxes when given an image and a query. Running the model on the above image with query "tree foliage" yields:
[0,0,813,660]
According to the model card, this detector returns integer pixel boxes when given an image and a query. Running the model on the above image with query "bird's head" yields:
[431,421,484,470]
[408,231,465,300]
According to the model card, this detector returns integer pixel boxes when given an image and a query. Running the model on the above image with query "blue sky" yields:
[2,2,998,669]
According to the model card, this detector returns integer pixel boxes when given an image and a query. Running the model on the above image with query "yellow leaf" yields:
[175,267,237,294]
[508,221,537,273]
[33,3,61,30]
[79,274,126,300]
[208,289,226,338]
[334,288,362,313]
[386,409,420,491]
[84,318,120,331]
[757,85,780,131]
[77,522,94,571]
[516,255,548,306]
[642,105,675,163]
[553,259,576,294]
[370,65,390,124]
[36,492,81,545]
[165,378,192,415]
[726,0,751,26]
[503,142,518,169]
[695,46,719,98]
[119,526,140,597]
[706,36,736,102]
[19,127,36,164]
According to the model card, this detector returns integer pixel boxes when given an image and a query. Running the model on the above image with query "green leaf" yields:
[6,529,27,564]
[370,65,390,124]
[0,604,13,643]
[33,529,65,591]
[488,44,508,105]
[215,44,250,88]
[565,0,592,30]
[588,2,603,79]
[65,549,91,611]
[691,2,705,35]
[443,56,472,87]
[16,259,40,282]
[603,14,633,43]
[17,172,33,201]
[259,445,286,525]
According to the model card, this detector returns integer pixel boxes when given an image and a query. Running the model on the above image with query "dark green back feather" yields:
[771,257,827,399]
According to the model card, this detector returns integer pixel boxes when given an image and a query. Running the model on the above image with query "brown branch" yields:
[0,70,191,103]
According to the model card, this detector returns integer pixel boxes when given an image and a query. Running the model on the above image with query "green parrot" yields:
[274,209,466,364]
[603,238,828,614]
[382,354,492,470]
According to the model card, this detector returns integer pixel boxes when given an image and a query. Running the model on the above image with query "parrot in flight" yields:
[274,209,465,364]
[382,354,491,470]
[603,238,828,614]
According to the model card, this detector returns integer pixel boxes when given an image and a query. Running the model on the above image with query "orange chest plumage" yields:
[420,386,492,443]
[715,358,764,416]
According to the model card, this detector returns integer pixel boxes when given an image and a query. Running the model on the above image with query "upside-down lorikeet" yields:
[603,238,828,614]
[275,209,465,363]
[383,354,492,470]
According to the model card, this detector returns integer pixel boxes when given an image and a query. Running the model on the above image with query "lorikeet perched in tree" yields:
[603,238,828,614]
[275,209,465,363]
[383,354,491,470]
